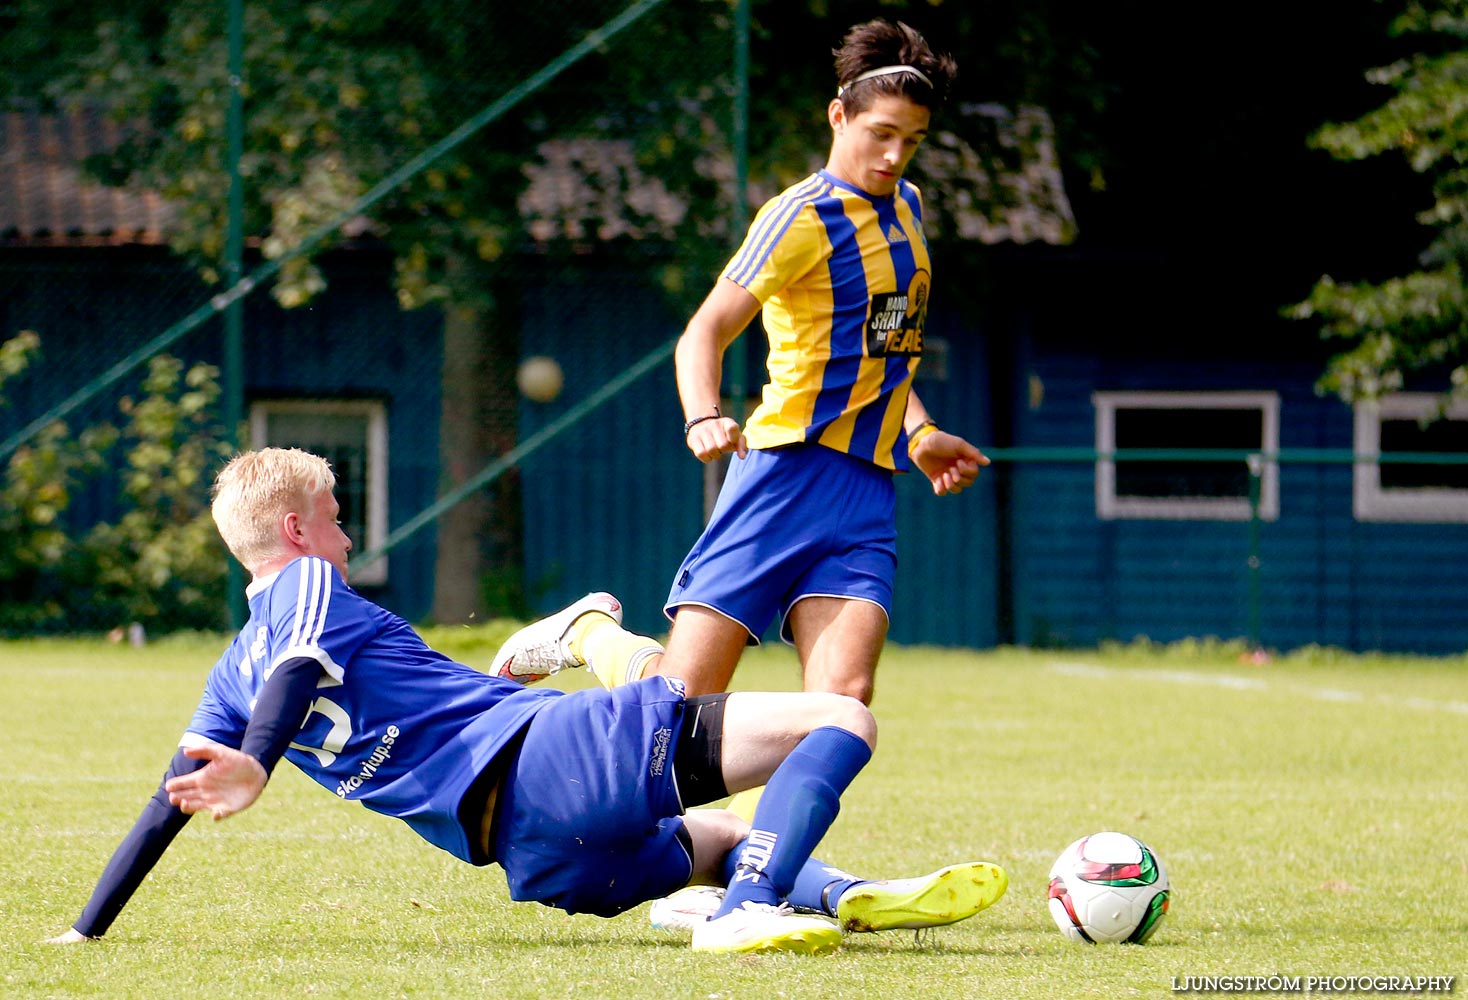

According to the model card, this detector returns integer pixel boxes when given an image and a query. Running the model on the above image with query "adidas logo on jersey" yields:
[886,224,908,244]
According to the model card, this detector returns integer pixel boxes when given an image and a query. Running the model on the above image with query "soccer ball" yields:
[1047,831,1170,944]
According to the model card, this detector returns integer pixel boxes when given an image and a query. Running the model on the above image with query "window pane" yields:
[1113,407,1261,499]
[1380,418,1468,489]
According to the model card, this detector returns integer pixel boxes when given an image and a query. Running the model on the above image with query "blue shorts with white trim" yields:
[492,677,693,917]
[665,443,896,644]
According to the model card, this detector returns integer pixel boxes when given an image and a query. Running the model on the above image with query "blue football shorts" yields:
[492,676,695,917]
[665,443,897,644]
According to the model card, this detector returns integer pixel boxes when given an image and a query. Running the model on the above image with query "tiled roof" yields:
[2,103,1074,251]
[0,107,176,246]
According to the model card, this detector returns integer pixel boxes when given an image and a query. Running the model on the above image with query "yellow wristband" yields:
[907,420,939,455]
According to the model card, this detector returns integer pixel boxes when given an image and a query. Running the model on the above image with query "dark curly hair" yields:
[833,19,957,116]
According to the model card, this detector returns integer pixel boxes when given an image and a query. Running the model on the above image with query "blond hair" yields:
[211,448,336,572]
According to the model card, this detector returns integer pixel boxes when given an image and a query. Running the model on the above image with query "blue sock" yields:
[786,857,868,916]
[715,726,872,918]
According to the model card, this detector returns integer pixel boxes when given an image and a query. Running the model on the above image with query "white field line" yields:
[1046,661,1468,716]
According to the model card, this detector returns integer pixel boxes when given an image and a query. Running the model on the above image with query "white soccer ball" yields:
[1047,831,1170,944]
[516,355,564,403]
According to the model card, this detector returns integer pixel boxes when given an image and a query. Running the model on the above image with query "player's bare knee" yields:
[815,692,876,750]
[844,697,877,750]
[682,808,750,883]
[803,663,876,705]
[841,675,876,706]
[827,676,875,706]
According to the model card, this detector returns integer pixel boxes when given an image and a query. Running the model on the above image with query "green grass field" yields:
[3,634,1464,998]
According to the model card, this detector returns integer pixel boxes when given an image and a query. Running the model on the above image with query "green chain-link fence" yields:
[5,1,1466,656]
[1,0,740,632]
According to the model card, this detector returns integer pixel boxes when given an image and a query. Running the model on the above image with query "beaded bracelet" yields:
[683,406,722,436]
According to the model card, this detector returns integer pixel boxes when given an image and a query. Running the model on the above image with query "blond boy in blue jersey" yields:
[47,449,1007,956]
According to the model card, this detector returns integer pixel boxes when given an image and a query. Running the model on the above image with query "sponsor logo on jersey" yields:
[886,223,909,244]
[864,268,930,358]
[335,724,401,797]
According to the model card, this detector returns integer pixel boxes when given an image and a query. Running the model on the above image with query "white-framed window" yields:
[1093,391,1280,521]
[249,399,390,585]
[1353,393,1468,522]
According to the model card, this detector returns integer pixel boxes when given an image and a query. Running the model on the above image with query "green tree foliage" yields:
[4,0,1106,306]
[33,0,596,307]
[0,333,228,634]
[0,332,116,632]
[1290,0,1468,401]
[1,0,1110,624]
[75,356,232,632]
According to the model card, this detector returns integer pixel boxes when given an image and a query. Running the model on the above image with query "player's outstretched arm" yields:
[166,743,268,820]
[54,645,321,940]
[164,654,322,820]
[52,749,205,941]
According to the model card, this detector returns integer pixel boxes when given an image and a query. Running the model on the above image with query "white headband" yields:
[837,64,933,96]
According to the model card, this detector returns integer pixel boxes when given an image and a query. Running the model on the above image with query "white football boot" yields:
[690,901,841,955]
[648,884,726,931]
[491,592,622,684]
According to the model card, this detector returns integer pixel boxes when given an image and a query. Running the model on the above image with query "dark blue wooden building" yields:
[7,71,1466,655]
[7,241,1467,654]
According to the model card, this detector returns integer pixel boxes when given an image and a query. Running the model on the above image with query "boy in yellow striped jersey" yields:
[661,18,986,705]
[493,20,1003,934]
[499,18,987,714]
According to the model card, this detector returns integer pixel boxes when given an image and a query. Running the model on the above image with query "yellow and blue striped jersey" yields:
[724,169,931,471]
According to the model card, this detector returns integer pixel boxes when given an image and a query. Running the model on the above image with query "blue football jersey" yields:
[184,555,560,863]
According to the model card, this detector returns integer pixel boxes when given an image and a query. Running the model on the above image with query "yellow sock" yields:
[727,786,765,823]
[563,612,616,664]
[571,616,664,690]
